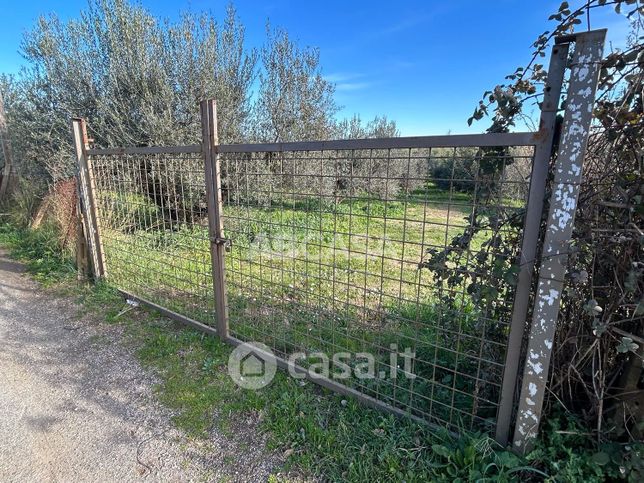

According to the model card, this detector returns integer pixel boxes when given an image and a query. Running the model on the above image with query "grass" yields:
[0,222,75,284]
[0,220,627,482]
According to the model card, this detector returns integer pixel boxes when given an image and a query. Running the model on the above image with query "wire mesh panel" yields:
[219,142,536,433]
[84,133,539,436]
[89,147,216,325]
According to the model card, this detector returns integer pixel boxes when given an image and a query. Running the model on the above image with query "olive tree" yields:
[253,27,339,143]
[9,0,256,181]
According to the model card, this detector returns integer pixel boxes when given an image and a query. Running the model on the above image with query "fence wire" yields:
[88,140,536,435]
[90,149,215,325]
[219,144,535,432]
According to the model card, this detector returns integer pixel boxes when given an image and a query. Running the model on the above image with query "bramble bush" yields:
[421,1,643,477]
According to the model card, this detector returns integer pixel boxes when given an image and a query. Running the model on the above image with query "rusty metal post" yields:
[72,118,106,279]
[495,40,570,446]
[200,99,230,339]
[512,29,606,453]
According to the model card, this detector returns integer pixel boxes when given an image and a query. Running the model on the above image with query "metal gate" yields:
[74,30,605,453]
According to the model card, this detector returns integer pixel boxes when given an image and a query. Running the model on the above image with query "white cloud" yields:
[335,81,371,92]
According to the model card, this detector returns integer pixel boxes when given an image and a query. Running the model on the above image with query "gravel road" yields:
[0,248,286,482]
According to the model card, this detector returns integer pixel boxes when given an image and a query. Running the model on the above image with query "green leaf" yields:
[496,451,521,469]
[592,451,611,466]
[636,299,644,316]
[503,265,521,285]
[432,444,452,458]
[617,337,639,354]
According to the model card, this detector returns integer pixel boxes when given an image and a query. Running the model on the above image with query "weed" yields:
[0,222,74,284]
[527,414,644,482]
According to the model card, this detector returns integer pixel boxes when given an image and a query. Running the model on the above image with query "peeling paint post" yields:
[512,29,606,453]
[495,40,570,447]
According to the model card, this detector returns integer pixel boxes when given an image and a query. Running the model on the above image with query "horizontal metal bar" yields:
[87,144,202,156]
[85,132,537,156]
[117,289,218,337]
[218,132,538,153]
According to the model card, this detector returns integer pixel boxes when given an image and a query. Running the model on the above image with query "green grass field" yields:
[95,181,520,433]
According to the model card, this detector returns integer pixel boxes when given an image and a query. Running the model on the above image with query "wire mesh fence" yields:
[74,29,606,452]
[90,147,216,325]
[218,143,536,433]
[84,135,539,435]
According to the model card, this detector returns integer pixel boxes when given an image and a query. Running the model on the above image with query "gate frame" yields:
[494,38,571,447]
[200,99,230,339]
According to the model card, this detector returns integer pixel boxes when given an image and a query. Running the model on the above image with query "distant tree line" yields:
[0,0,399,185]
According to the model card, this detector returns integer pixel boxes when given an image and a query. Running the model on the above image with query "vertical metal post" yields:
[495,41,570,446]
[72,118,105,279]
[200,99,230,339]
[512,29,606,453]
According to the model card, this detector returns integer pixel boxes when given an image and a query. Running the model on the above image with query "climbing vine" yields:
[421,0,644,449]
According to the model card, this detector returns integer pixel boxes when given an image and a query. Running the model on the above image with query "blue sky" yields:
[0,1,632,135]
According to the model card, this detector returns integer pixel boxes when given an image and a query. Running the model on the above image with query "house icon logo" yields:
[228,342,277,390]
[240,351,265,377]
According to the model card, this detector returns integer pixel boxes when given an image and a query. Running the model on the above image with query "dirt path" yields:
[0,248,284,482]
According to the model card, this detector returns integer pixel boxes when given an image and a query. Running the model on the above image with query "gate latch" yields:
[211,236,233,252]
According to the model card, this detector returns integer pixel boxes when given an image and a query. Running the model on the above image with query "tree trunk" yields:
[0,90,13,200]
